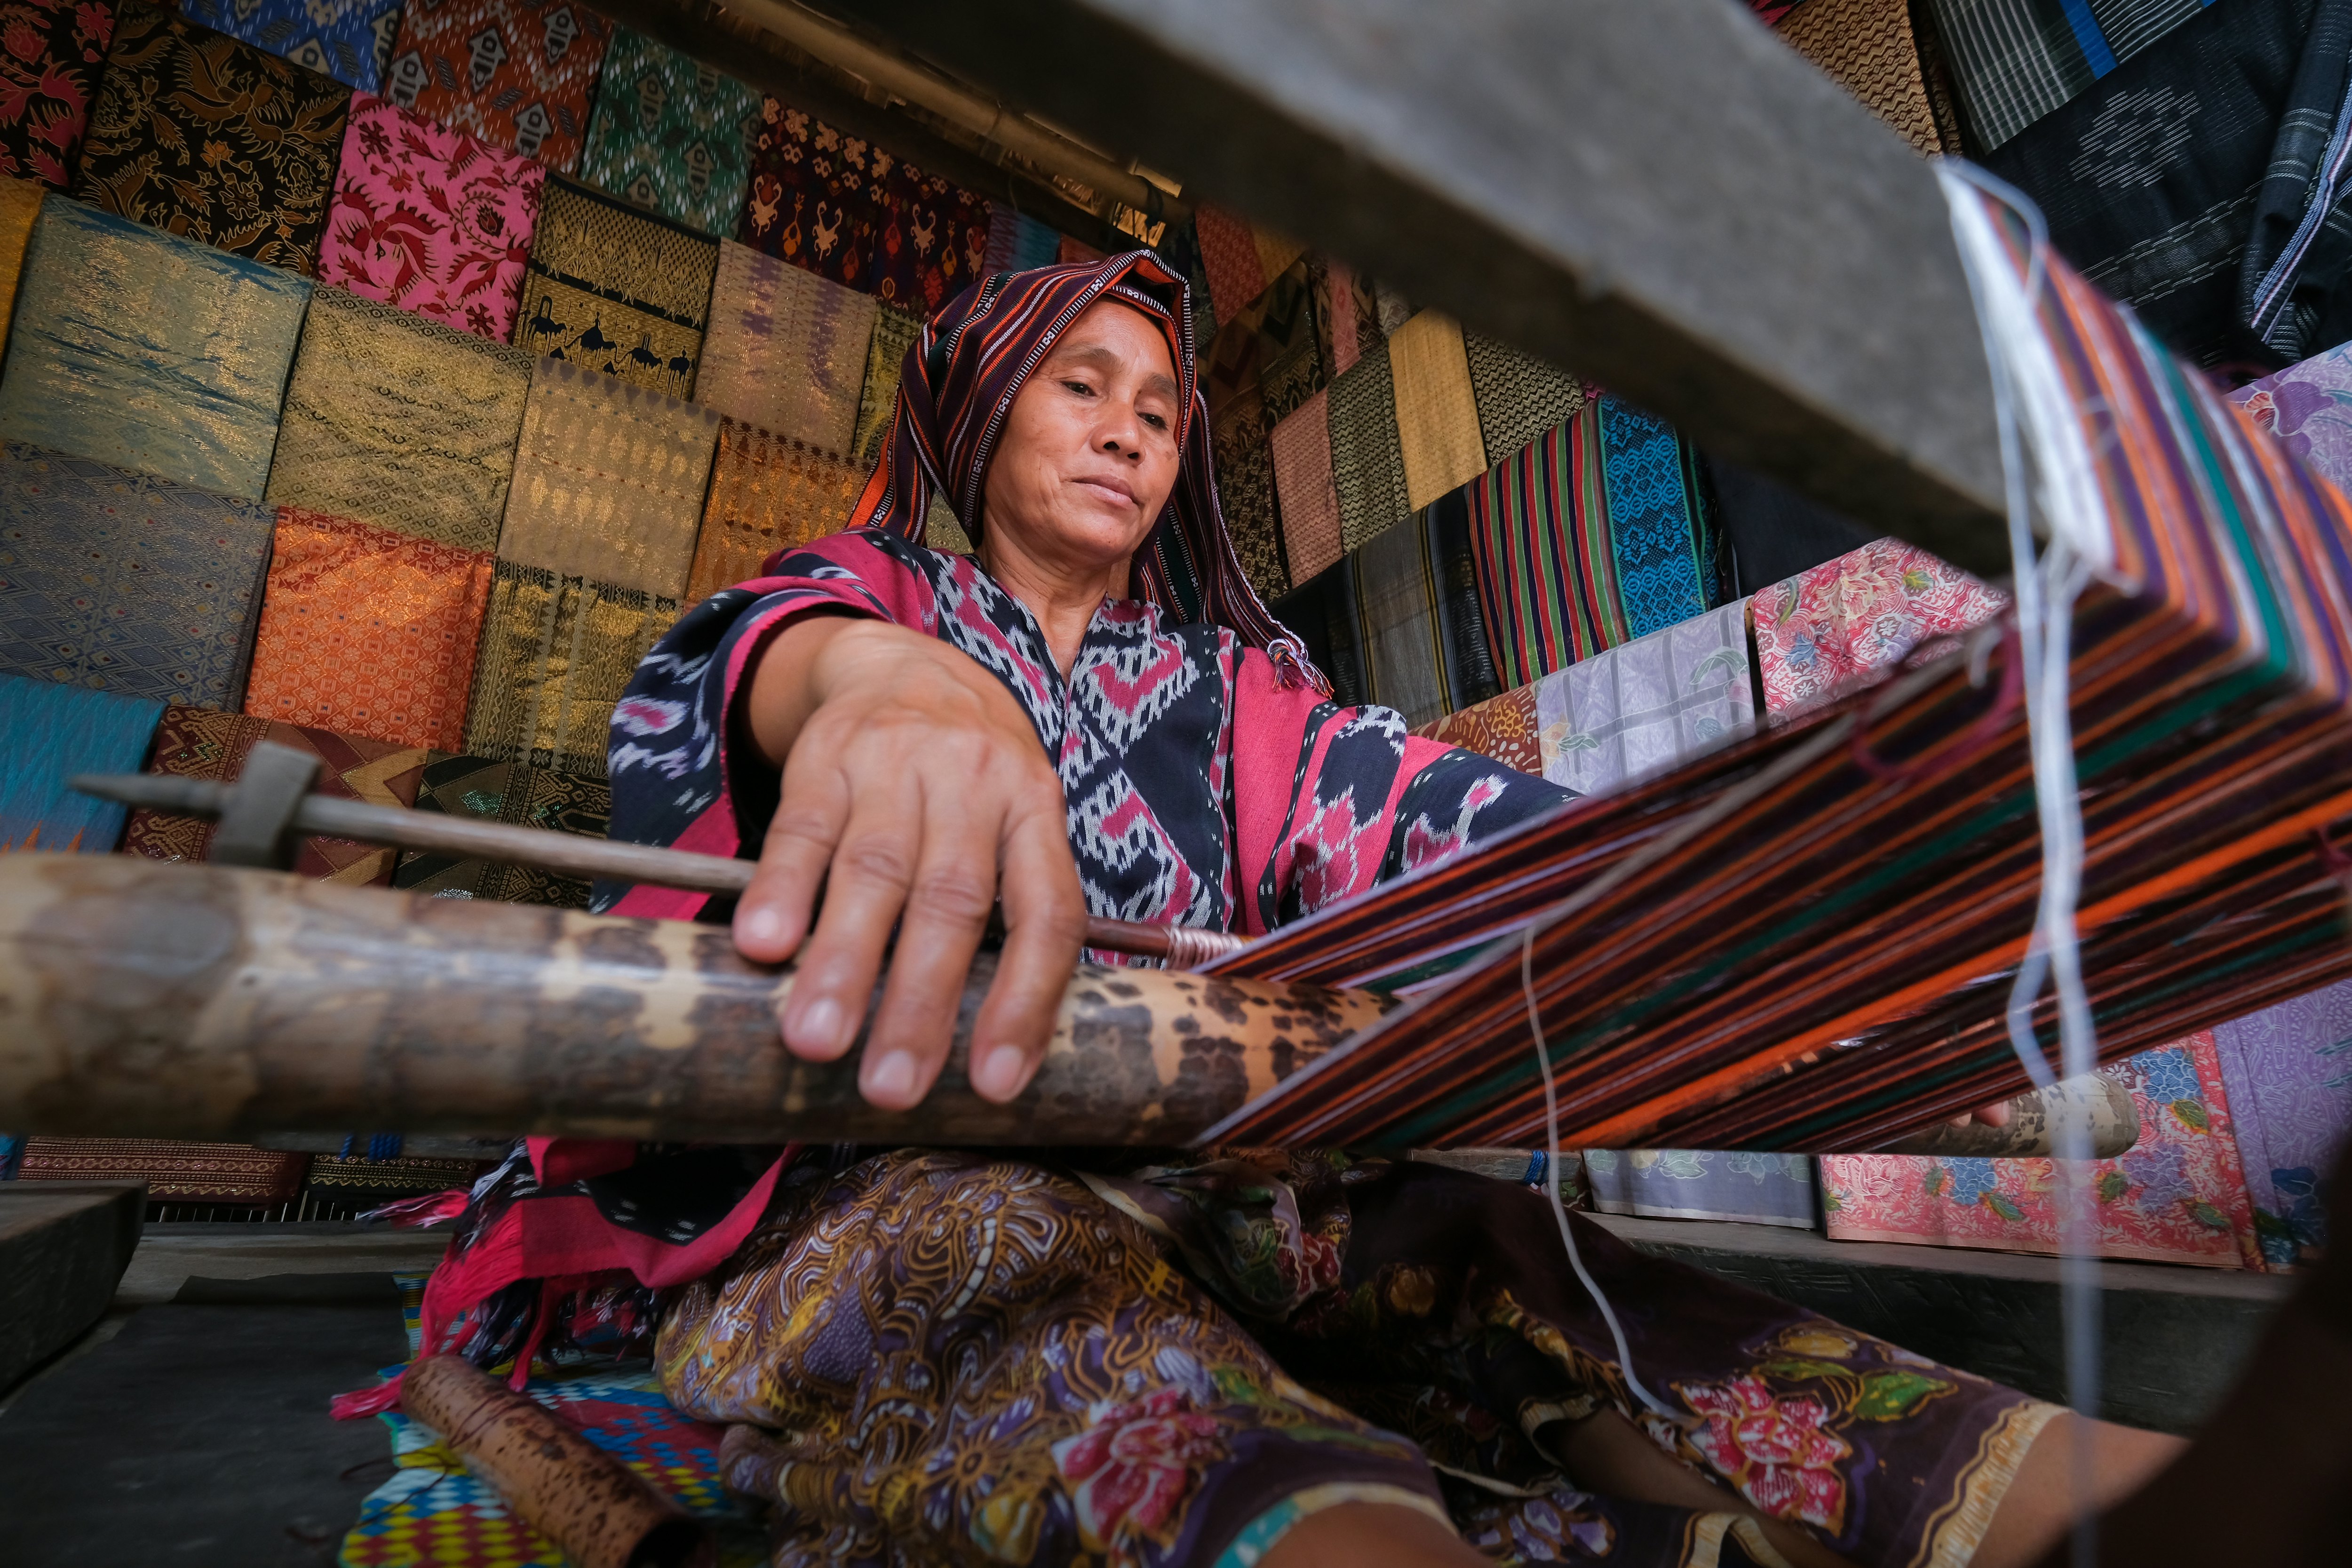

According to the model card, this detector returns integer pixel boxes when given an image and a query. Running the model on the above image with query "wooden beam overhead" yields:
[823,0,2011,576]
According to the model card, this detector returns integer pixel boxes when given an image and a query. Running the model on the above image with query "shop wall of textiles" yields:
[0,0,2345,1274]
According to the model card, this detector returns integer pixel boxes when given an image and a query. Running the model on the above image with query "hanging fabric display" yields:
[1774,0,1963,156]
[575,29,763,239]
[2210,978,2352,1266]
[241,507,494,750]
[1190,200,1267,323]
[497,356,723,603]
[121,703,437,882]
[1268,561,1368,709]
[1534,598,1756,796]
[1255,260,1325,425]
[1270,388,1343,586]
[0,675,163,853]
[689,421,866,602]
[320,92,546,342]
[1750,537,2009,719]
[1703,455,1877,597]
[984,201,1063,274]
[739,97,882,289]
[0,0,114,188]
[463,562,678,778]
[1153,215,1218,349]
[1310,255,1382,381]
[1461,329,1585,477]
[1925,0,2214,151]
[851,302,922,467]
[0,198,310,501]
[1388,310,1489,510]
[866,156,987,314]
[391,752,612,907]
[1326,335,1412,553]
[381,0,612,175]
[266,287,535,554]
[697,240,877,456]
[177,0,403,94]
[0,444,276,706]
[0,178,39,348]
[72,4,350,275]
[1414,683,1544,776]
[1346,490,1501,728]
[1203,285,1287,602]
[516,177,717,400]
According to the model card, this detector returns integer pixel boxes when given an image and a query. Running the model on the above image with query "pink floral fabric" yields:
[1750,537,2009,718]
[1820,1035,2266,1268]
[319,91,544,341]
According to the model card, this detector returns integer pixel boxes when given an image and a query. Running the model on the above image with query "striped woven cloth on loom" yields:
[391,751,609,907]
[0,198,310,501]
[14,1137,307,1202]
[517,177,717,400]
[0,675,162,852]
[1751,538,2008,719]
[122,704,436,883]
[498,356,722,602]
[382,0,611,175]
[0,0,114,189]
[178,0,402,94]
[1202,192,2352,1154]
[575,27,763,239]
[1388,311,1488,511]
[241,507,494,749]
[318,92,546,342]
[689,420,866,602]
[1465,396,1724,691]
[1326,334,1412,553]
[266,286,535,554]
[0,444,276,706]
[72,4,351,276]
[1346,489,1501,728]
[464,562,677,778]
[697,240,877,457]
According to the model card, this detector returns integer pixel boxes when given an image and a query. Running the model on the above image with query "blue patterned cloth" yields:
[0,673,164,852]
[0,444,277,707]
[0,200,312,501]
[1596,396,1722,640]
[176,0,405,94]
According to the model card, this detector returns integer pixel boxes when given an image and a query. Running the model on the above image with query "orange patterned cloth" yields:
[243,507,493,749]
[1414,682,1542,775]
[688,420,866,603]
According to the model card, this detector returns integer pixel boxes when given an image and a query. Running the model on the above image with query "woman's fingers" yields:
[775,774,924,1065]
[969,797,1087,1102]
[734,749,852,965]
[858,778,1003,1109]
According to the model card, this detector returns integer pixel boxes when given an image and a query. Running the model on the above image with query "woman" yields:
[414,253,2178,1566]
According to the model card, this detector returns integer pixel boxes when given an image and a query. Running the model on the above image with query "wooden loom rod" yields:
[0,855,1386,1145]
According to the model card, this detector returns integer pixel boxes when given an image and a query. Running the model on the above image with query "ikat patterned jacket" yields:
[600,528,1569,936]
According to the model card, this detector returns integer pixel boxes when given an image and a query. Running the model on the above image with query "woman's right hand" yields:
[730,614,1087,1111]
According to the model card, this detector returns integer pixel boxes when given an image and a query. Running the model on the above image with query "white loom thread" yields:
[1938,159,2108,1568]
[1520,923,1675,1419]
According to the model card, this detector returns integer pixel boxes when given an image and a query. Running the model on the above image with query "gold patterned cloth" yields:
[305,1151,490,1202]
[0,177,42,348]
[1775,0,1958,157]
[463,560,678,777]
[1388,310,1488,510]
[696,239,877,457]
[687,419,865,602]
[851,301,921,467]
[265,286,534,553]
[72,2,350,274]
[516,175,718,399]
[499,356,721,601]
[0,199,310,500]
[1326,335,1412,554]
[390,750,609,907]
[1463,330,1588,470]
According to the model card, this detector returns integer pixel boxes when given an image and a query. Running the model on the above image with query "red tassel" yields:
[330,1373,406,1421]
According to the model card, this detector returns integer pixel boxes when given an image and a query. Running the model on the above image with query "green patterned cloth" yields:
[575,28,763,239]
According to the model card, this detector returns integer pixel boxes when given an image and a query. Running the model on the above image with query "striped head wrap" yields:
[840,249,1319,687]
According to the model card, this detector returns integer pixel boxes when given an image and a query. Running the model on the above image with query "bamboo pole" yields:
[0,855,1386,1144]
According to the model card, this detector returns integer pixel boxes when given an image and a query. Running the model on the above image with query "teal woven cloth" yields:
[0,673,163,852]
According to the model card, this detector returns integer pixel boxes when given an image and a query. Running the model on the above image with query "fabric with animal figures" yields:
[2210,977,2352,1266]
[0,0,114,187]
[1327,335,1412,554]
[265,286,533,553]
[319,91,544,341]
[516,176,715,398]
[499,354,721,600]
[575,28,761,239]
[176,0,402,93]
[736,96,879,289]
[0,674,161,852]
[0,443,275,706]
[1820,1035,2266,1267]
[464,560,676,777]
[72,3,349,273]
[688,420,864,603]
[120,701,436,882]
[381,0,611,174]
[1530,599,1755,798]
[0,198,310,499]
[1750,536,2010,718]
[390,751,610,907]
[865,150,985,314]
[241,506,492,749]
[694,239,875,456]
[1388,311,1488,511]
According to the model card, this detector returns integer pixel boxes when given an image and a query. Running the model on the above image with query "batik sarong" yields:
[1532,598,1756,797]
[241,507,494,749]
[0,198,310,500]
[1462,330,1585,476]
[2211,977,2352,1266]
[381,0,611,174]
[1582,1150,1819,1228]
[265,286,535,554]
[656,1150,2057,1568]
[0,0,113,187]
[576,28,761,239]
[1821,1034,2267,1268]
[689,420,864,603]
[0,175,40,346]
[499,355,722,601]
[1925,0,2210,150]
[463,561,677,777]
[738,96,880,289]
[1347,491,1501,728]
[390,750,609,907]
[850,302,921,467]
[14,1137,307,1201]
[2233,335,2352,485]
[517,176,716,398]
[1775,0,1960,156]
[1388,311,1488,511]
[121,702,436,881]
[1270,388,1343,585]
[1327,336,1412,553]
[1412,681,1543,775]
[177,0,402,93]
[1749,536,2008,718]
[319,91,545,341]
[72,3,350,274]
[0,443,276,706]
[866,155,986,314]
[0,674,162,852]
[695,240,877,456]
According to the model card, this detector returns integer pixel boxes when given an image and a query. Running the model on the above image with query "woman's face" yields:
[980,298,1183,582]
